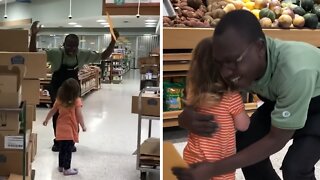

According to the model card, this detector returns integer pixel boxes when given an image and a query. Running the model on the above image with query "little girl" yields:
[183,37,250,180]
[43,78,86,176]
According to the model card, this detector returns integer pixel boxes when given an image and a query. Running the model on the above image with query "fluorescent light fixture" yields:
[143,34,152,36]
[68,22,77,25]
[100,22,109,25]
[145,22,157,25]
[145,24,156,27]
[74,25,82,27]
[96,19,106,23]
[104,25,109,27]
[145,19,157,23]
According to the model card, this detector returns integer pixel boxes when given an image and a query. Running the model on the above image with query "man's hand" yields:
[172,161,214,180]
[30,21,41,35]
[178,106,218,137]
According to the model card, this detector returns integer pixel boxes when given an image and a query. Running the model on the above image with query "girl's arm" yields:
[76,106,86,131]
[234,111,250,132]
[43,106,58,126]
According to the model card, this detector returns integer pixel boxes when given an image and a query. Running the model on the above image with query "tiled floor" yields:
[32,69,160,180]
[164,127,320,179]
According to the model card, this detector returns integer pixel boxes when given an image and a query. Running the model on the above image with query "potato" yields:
[181,2,188,6]
[199,5,207,12]
[203,15,214,22]
[181,6,195,11]
[271,19,279,28]
[205,12,214,17]
[269,0,280,10]
[293,14,305,28]
[211,18,221,27]
[163,17,171,23]
[278,14,292,28]
[181,16,186,21]
[259,17,272,28]
[232,0,244,10]
[163,23,170,27]
[216,8,226,18]
[217,1,228,8]
[174,23,187,27]
[207,4,213,12]
[223,3,236,13]
[182,10,189,17]
[273,6,282,18]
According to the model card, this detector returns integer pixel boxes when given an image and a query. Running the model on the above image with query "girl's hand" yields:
[43,120,48,126]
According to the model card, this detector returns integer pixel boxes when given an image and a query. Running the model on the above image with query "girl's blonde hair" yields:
[57,78,80,108]
[186,37,228,108]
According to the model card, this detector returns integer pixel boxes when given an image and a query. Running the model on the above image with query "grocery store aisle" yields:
[32,69,160,180]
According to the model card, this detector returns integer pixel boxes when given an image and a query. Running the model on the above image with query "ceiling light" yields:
[90,42,95,45]
[104,25,109,27]
[100,22,109,25]
[145,22,157,25]
[74,25,82,27]
[96,19,106,23]
[143,34,152,36]
[145,19,157,23]
[68,22,77,25]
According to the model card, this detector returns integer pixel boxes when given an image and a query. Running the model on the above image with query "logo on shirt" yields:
[282,111,291,118]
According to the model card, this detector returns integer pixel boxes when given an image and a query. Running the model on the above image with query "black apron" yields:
[50,49,79,103]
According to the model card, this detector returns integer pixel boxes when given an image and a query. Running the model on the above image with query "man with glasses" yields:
[173,10,320,180]
[29,21,119,152]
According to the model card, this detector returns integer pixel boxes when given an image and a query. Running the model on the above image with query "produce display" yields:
[164,0,320,28]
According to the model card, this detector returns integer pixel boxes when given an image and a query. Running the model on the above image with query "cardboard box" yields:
[22,80,40,105]
[0,52,46,79]
[131,92,160,117]
[138,56,160,67]
[8,173,31,180]
[0,66,24,108]
[29,133,37,162]
[0,30,28,52]
[26,105,35,131]
[0,75,17,93]
[0,130,31,150]
[0,142,32,177]
[0,112,20,132]
[140,64,159,74]
[163,142,188,180]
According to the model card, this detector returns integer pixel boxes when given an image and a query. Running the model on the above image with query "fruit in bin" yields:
[268,0,280,11]
[223,3,236,13]
[303,13,318,29]
[273,6,282,18]
[242,0,251,3]
[243,7,251,11]
[260,17,272,27]
[301,0,314,12]
[282,8,295,19]
[293,14,305,28]
[254,0,268,9]
[259,8,276,22]
[232,0,244,10]
[293,6,306,16]
[312,4,320,20]
[251,9,261,19]
[244,1,255,10]
[278,14,293,28]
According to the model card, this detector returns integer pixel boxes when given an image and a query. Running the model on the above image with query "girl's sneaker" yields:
[63,168,78,176]
[58,167,63,172]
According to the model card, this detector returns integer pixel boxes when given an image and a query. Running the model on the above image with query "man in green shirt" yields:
[29,21,119,152]
[173,10,320,180]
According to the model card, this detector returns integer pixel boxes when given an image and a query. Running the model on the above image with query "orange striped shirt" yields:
[183,92,244,180]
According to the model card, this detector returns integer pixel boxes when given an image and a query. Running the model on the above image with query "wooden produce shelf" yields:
[164,28,320,49]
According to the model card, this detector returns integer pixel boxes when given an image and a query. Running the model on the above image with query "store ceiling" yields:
[41,15,160,28]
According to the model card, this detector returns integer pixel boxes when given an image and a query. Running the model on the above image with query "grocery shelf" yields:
[164,28,320,49]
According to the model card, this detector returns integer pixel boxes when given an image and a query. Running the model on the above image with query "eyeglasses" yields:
[215,42,255,69]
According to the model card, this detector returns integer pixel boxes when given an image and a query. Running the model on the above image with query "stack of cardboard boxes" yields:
[138,55,160,90]
[0,30,46,179]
